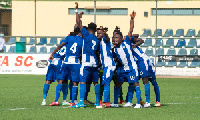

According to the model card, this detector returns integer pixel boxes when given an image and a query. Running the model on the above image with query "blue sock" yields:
[72,86,78,103]
[75,88,78,100]
[84,84,90,100]
[104,85,110,102]
[94,84,100,104]
[69,82,73,101]
[114,86,120,104]
[151,80,160,102]
[55,84,62,102]
[127,85,134,103]
[135,86,141,104]
[144,83,150,103]
[80,84,86,104]
[43,84,50,99]
[62,84,68,101]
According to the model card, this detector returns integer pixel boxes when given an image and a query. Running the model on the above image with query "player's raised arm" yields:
[48,42,66,61]
[128,10,136,39]
[75,2,83,30]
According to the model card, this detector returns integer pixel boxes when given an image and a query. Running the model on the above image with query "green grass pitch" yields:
[1,74,200,120]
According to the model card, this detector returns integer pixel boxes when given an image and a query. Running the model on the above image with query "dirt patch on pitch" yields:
[157,76,200,79]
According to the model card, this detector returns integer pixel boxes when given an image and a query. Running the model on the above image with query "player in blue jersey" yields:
[130,34,161,107]
[112,11,142,108]
[72,2,101,108]
[41,40,67,106]
[97,26,116,108]
[48,27,83,106]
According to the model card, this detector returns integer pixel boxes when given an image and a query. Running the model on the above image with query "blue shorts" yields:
[58,63,81,82]
[102,67,114,86]
[80,66,99,83]
[46,60,62,81]
[137,59,151,78]
[116,69,139,84]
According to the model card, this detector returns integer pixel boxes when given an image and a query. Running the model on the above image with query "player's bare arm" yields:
[128,10,136,39]
[132,38,144,48]
[48,42,66,61]
[75,2,83,30]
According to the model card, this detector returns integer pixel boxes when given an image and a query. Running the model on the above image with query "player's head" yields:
[87,22,97,35]
[113,31,123,48]
[113,26,120,36]
[74,26,82,37]
[97,26,108,40]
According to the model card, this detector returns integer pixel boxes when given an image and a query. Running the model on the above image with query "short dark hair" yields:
[88,23,97,32]
[114,26,120,32]
[115,31,123,37]
[74,27,80,33]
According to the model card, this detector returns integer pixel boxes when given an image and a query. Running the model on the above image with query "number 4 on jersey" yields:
[70,43,77,53]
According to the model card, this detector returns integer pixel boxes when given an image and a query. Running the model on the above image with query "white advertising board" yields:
[0,54,50,74]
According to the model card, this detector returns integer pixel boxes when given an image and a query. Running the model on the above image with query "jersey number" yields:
[92,40,96,50]
[58,46,66,56]
[70,43,77,53]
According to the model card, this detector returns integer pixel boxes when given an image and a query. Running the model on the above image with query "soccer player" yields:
[72,2,101,108]
[48,27,83,106]
[112,11,142,108]
[97,26,116,108]
[131,34,161,107]
[41,40,66,106]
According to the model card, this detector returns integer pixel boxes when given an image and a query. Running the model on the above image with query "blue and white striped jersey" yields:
[113,35,137,72]
[81,27,100,67]
[63,35,83,64]
[100,37,116,69]
[130,36,149,61]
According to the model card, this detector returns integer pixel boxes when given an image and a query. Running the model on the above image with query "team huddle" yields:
[41,2,161,108]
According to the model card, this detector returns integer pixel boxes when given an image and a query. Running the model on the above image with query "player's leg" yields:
[112,82,123,108]
[92,67,101,108]
[69,80,73,102]
[42,64,56,106]
[62,80,69,106]
[99,70,104,105]
[84,82,93,104]
[122,83,134,107]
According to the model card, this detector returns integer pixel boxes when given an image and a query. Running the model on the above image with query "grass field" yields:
[1,74,200,120]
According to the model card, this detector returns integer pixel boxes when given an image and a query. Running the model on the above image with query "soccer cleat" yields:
[41,102,46,106]
[72,103,85,108]
[84,100,94,105]
[110,103,119,108]
[140,100,145,106]
[100,100,103,105]
[62,102,70,106]
[70,103,76,106]
[134,103,142,108]
[154,102,161,107]
[144,102,151,108]
[102,102,111,108]
[122,102,133,107]
[74,100,79,104]
[49,101,59,106]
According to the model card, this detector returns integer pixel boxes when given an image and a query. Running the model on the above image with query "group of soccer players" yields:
[41,2,161,108]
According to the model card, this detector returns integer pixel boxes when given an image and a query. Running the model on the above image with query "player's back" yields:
[81,27,100,66]
[64,35,83,64]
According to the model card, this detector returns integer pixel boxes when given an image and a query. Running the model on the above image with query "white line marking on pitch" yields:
[6,108,30,111]
[164,102,200,105]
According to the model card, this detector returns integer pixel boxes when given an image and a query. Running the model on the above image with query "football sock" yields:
[69,82,73,101]
[94,84,100,104]
[114,86,120,104]
[104,85,110,102]
[144,83,150,103]
[43,84,50,99]
[84,84,90,100]
[127,85,134,103]
[80,84,86,104]
[55,84,62,102]
[151,80,160,102]
[135,86,141,104]
[62,84,68,101]
[120,86,123,100]
[100,81,104,101]
[72,86,78,103]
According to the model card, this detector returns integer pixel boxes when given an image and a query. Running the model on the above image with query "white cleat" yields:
[110,103,119,108]
[134,103,142,108]
[122,102,133,107]
[74,100,79,104]
[144,102,151,108]
[41,102,46,106]
[62,102,70,106]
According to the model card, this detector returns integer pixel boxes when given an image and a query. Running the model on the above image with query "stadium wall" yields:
[12,1,200,37]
